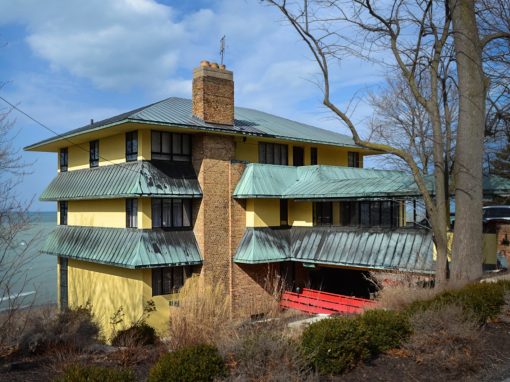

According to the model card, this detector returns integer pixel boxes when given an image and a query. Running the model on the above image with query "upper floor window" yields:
[152,266,191,296]
[293,146,304,166]
[59,148,68,172]
[280,199,288,226]
[310,147,318,165]
[259,143,288,165]
[126,131,138,162]
[90,140,99,168]
[59,201,68,225]
[126,198,138,228]
[348,152,361,168]
[314,202,333,226]
[151,131,191,162]
[341,201,400,228]
[152,198,192,229]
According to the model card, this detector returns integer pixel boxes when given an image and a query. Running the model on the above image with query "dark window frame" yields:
[126,198,138,228]
[280,199,288,226]
[348,151,361,168]
[151,198,192,229]
[59,148,68,172]
[293,146,305,166]
[89,140,99,168]
[126,131,138,162]
[341,201,401,228]
[258,142,288,165]
[152,266,191,296]
[151,131,191,162]
[59,201,68,225]
[310,147,318,165]
[314,202,333,226]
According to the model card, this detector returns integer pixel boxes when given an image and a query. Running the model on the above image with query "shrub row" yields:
[55,365,135,382]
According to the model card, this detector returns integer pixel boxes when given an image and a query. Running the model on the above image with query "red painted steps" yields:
[280,288,376,315]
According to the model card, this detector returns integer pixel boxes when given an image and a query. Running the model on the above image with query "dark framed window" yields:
[293,146,304,166]
[340,201,401,228]
[310,147,318,165]
[259,143,288,165]
[126,199,138,228]
[152,266,191,296]
[59,257,68,309]
[126,131,138,161]
[348,151,361,168]
[59,148,68,172]
[314,202,333,226]
[152,199,192,228]
[90,140,99,168]
[280,199,288,226]
[151,131,191,162]
[59,201,68,225]
[341,201,359,226]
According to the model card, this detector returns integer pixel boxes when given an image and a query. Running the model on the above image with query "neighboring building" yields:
[26,61,510,336]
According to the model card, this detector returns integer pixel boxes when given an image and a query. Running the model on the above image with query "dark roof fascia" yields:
[40,193,202,202]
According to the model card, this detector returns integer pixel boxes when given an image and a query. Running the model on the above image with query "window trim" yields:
[125,131,138,162]
[59,148,68,172]
[59,201,68,226]
[89,140,99,168]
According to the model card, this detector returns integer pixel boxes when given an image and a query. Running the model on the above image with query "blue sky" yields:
[0,0,385,211]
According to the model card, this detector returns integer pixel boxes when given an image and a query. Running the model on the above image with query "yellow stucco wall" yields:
[68,199,126,228]
[98,134,125,166]
[433,232,497,266]
[289,200,313,227]
[246,199,281,227]
[138,129,151,160]
[138,198,152,229]
[67,259,145,341]
[68,144,90,171]
[141,269,173,334]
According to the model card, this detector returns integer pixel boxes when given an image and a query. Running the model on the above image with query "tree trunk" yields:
[449,0,486,282]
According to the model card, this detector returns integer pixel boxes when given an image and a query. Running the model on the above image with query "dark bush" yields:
[301,317,370,375]
[53,364,135,382]
[148,344,227,382]
[406,281,507,323]
[360,309,412,353]
[111,322,157,347]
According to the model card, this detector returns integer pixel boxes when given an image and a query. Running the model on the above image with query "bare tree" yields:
[265,0,510,283]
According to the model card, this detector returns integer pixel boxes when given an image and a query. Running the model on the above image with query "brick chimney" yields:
[192,60,234,126]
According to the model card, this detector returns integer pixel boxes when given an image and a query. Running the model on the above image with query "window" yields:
[126,131,138,161]
[280,199,288,226]
[314,202,333,226]
[348,152,361,168]
[259,143,288,165]
[152,199,192,228]
[59,201,68,225]
[152,266,190,296]
[340,201,401,228]
[310,147,318,165]
[59,148,68,172]
[90,140,99,168]
[151,131,191,162]
[59,257,68,309]
[126,199,138,228]
[293,146,304,166]
[341,201,359,226]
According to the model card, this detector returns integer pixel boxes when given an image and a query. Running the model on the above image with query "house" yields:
[26,61,510,336]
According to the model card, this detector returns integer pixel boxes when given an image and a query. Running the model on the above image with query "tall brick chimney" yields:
[192,60,234,126]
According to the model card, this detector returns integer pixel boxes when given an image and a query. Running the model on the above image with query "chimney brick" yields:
[192,63,234,126]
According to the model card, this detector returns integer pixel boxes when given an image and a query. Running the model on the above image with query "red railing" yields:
[280,288,376,315]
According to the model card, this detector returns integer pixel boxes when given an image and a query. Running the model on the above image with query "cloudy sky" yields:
[0,0,385,211]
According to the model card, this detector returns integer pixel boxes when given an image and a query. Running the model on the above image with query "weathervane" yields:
[220,35,226,65]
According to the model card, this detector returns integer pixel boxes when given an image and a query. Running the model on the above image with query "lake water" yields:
[0,212,57,310]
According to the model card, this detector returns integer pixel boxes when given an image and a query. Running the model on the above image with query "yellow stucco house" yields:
[25,61,508,337]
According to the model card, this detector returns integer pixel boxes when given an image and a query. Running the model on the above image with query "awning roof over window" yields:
[40,160,202,201]
[234,227,435,274]
[41,226,202,268]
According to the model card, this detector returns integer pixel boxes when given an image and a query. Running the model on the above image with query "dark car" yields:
[483,206,510,223]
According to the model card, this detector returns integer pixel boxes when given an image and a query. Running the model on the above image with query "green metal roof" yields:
[40,160,202,201]
[25,97,360,151]
[483,175,510,199]
[234,227,434,274]
[41,225,202,268]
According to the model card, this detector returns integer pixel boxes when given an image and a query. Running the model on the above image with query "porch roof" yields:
[40,160,202,201]
[41,226,202,268]
[234,227,435,274]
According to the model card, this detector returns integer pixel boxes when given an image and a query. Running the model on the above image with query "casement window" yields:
[126,131,138,162]
[151,199,192,229]
[90,140,99,168]
[348,151,361,168]
[341,201,400,228]
[59,201,68,225]
[280,199,288,226]
[151,131,191,162]
[259,143,288,165]
[314,202,333,226]
[126,199,138,228]
[293,146,304,166]
[59,148,68,172]
[310,147,318,165]
[152,266,190,296]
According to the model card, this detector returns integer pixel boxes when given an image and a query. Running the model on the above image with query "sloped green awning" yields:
[483,175,510,199]
[41,225,202,268]
[40,160,202,201]
[234,227,434,274]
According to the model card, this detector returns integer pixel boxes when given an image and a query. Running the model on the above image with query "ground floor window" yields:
[341,201,400,228]
[59,257,68,309]
[151,266,191,296]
